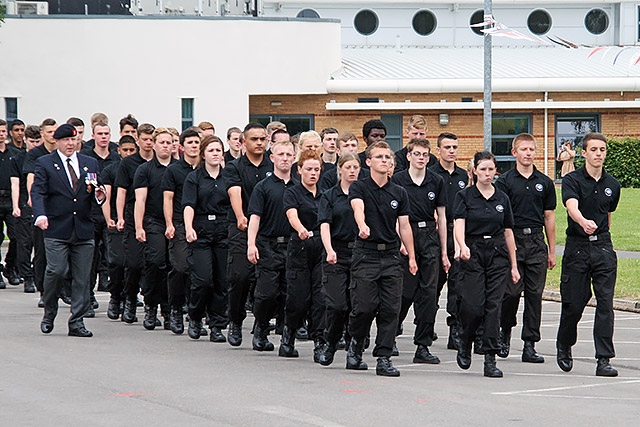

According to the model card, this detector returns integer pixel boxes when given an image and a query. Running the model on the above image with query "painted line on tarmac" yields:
[255,406,346,427]
[493,379,640,396]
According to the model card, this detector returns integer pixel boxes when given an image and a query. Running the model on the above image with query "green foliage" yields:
[1,4,5,25]
[604,137,640,188]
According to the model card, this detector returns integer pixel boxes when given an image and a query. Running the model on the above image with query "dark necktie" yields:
[67,158,79,192]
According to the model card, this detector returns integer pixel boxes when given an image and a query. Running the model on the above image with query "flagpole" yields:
[483,0,492,152]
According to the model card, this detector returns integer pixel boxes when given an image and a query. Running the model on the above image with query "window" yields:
[296,9,319,19]
[527,9,552,35]
[181,98,194,131]
[470,10,485,36]
[250,114,314,138]
[492,114,532,174]
[381,114,402,152]
[412,10,437,36]
[585,9,609,35]
[555,114,599,179]
[5,98,18,121]
[354,10,378,36]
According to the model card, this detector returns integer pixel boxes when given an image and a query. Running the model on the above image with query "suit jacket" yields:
[31,151,103,240]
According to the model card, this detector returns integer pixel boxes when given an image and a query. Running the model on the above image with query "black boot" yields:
[484,353,503,378]
[228,322,242,347]
[473,336,485,355]
[596,357,618,377]
[497,328,511,358]
[376,356,400,377]
[107,298,121,320]
[122,298,137,323]
[210,327,227,343]
[319,342,337,366]
[252,322,274,351]
[23,277,36,293]
[456,340,472,370]
[313,339,325,363]
[413,345,440,364]
[143,305,157,330]
[278,326,299,357]
[345,338,368,370]
[447,324,461,350]
[169,306,184,335]
[522,341,545,363]
[188,318,202,340]
[556,343,573,372]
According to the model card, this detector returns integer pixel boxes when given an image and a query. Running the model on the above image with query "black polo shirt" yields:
[318,184,358,242]
[495,166,556,229]
[394,147,438,173]
[133,157,177,223]
[453,185,514,237]
[391,169,447,224]
[349,176,410,244]
[283,183,322,232]
[21,144,52,176]
[0,145,20,192]
[431,161,468,224]
[247,174,297,238]
[224,151,239,164]
[182,167,231,217]
[101,161,119,221]
[318,167,370,192]
[115,152,149,207]
[83,139,119,152]
[562,167,620,237]
[162,159,197,225]
[80,147,121,172]
[225,154,273,222]
[358,151,369,170]
[9,150,27,206]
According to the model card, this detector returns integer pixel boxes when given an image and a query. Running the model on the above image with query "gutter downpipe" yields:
[544,91,549,176]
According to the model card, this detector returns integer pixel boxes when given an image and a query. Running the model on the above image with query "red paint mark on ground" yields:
[342,389,364,393]
[340,380,359,384]
[114,392,145,397]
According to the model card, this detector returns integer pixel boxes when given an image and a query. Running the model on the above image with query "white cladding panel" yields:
[0,17,341,134]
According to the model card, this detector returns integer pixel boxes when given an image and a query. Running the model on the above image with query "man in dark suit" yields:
[31,124,106,337]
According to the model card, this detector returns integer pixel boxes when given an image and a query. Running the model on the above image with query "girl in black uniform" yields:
[453,151,519,377]
[182,136,231,342]
[316,152,361,366]
[279,150,325,361]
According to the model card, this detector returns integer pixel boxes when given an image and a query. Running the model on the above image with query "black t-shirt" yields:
[394,147,438,173]
[318,184,358,242]
[349,176,410,244]
[9,150,28,207]
[162,159,197,225]
[21,144,52,176]
[430,161,468,223]
[453,185,514,237]
[182,167,231,218]
[283,183,323,232]
[224,150,239,165]
[562,167,620,237]
[0,145,21,191]
[495,167,556,229]
[318,167,369,193]
[391,169,447,223]
[115,152,149,208]
[101,161,120,221]
[247,174,297,238]
[133,157,177,223]
[225,154,273,222]
[80,147,121,172]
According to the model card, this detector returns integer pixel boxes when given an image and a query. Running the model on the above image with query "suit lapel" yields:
[76,156,87,195]
[52,151,75,195]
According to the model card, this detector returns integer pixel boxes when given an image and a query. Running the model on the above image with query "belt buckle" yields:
[417,221,427,228]
[277,236,286,244]
[377,243,386,250]
[483,235,492,239]
[523,227,531,235]
[589,235,598,242]
[308,231,314,237]
[208,214,216,221]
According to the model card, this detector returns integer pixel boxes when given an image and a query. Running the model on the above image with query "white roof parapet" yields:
[325,100,640,110]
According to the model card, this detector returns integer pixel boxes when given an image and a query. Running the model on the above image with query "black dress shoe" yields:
[37,297,45,308]
[68,326,93,337]
[41,319,54,334]
[413,345,440,364]
[228,322,242,346]
[60,293,72,305]
[596,358,618,377]
[522,341,545,363]
[210,327,227,343]
[24,278,36,293]
[376,356,400,377]
[556,344,573,372]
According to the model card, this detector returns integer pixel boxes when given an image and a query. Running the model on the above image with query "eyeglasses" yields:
[371,155,392,160]
[410,152,430,158]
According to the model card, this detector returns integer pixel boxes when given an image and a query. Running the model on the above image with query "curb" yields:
[543,290,640,313]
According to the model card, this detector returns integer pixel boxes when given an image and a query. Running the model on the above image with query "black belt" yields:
[292,230,320,239]
[195,214,223,221]
[411,221,436,231]
[567,232,611,243]
[514,227,543,235]
[260,235,288,244]
[355,241,399,251]
[333,240,356,250]
[467,234,504,242]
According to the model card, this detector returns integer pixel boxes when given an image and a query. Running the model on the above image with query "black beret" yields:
[53,123,78,140]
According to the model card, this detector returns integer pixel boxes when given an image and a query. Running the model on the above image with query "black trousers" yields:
[226,226,256,325]
[0,197,16,270]
[348,245,402,358]
[322,242,353,346]
[106,228,125,301]
[188,219,229,328]
[32,225,46,293]
[14,204,34,280]
[399,226,441,347]
[457,236,510,354]
[557,234,617,359]
[141,220,169,308]
[89,217,109,292]
[284,235,325,340]
[252,236,287,328]
[501,230,548,342]
[168,223,190,308]
[437,223,460,327]
[122,210,144,301]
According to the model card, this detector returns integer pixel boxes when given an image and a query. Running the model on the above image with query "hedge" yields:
[604,137,640,188]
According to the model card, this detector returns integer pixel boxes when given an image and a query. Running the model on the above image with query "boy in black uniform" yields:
[162,128,200,335]
[556,132,621,377]
[115,123,156,322]
[0,120,21,289]
[357,120,387,169]
[431,132,468,349]
[495,133,556,363]
[134,128,177,330]
[246,141,297,352]
[225,123,273,346]
[349,141,417,377]
[391,138,449,364]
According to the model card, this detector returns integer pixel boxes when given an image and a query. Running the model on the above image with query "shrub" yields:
[604,137,640,188]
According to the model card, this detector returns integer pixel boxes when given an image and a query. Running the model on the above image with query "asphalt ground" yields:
[0,283,638,427]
